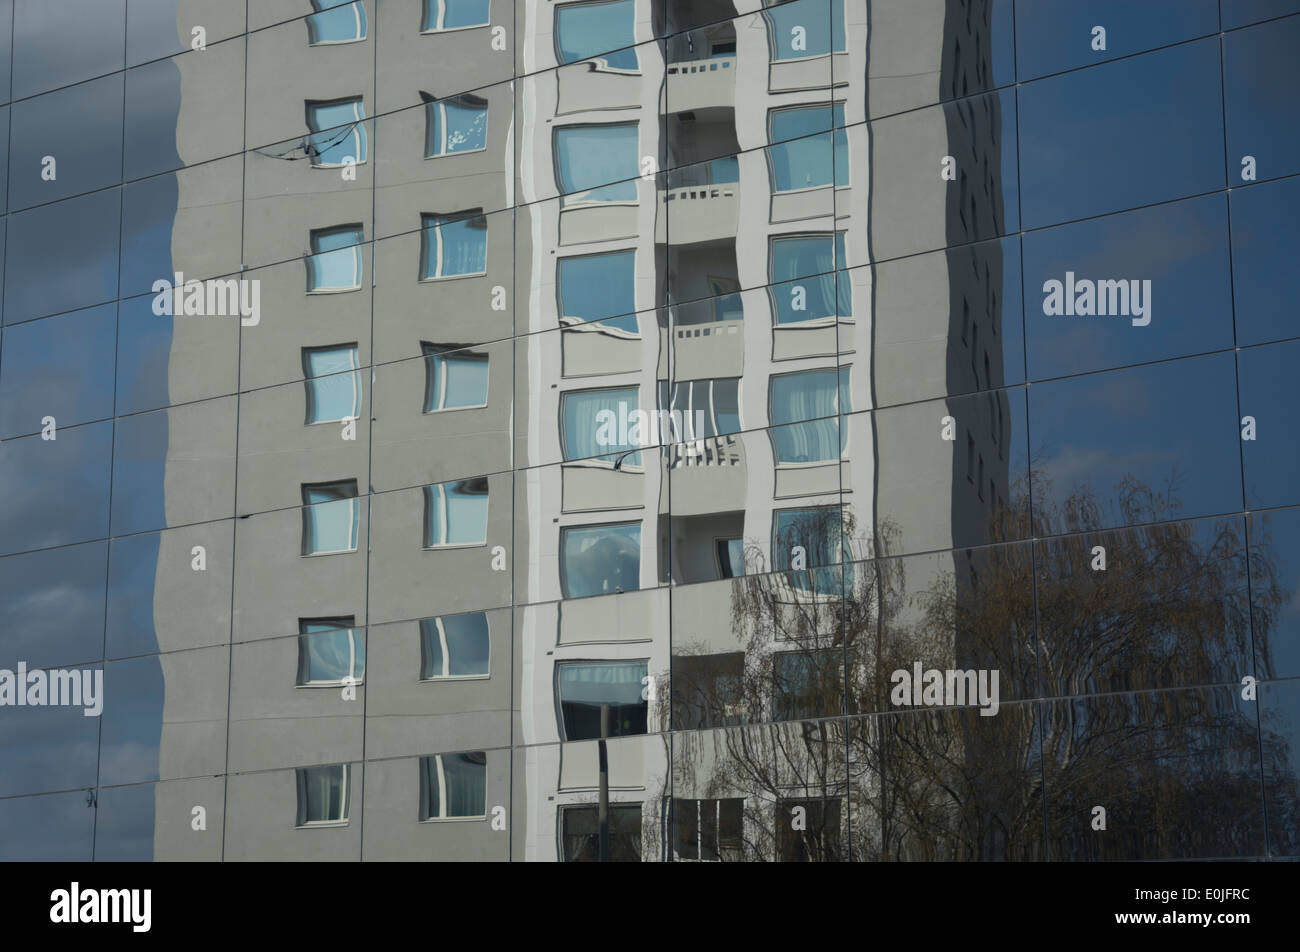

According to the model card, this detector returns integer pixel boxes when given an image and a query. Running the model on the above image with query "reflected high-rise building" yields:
[1,0,1299,862]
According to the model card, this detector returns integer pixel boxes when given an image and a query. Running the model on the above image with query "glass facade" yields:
[0,0,1298,863]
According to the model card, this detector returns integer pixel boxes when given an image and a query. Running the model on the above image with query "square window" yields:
[559,523,641,599]
[555,660,648,740]
[422,0,491,31]
[307,225,364,292]
[298,617,364,686]
[764,0,846,61]
[561,386,641,465]
[419,611,490,679]
[555,0,638,70]
[419,752,487,819]
[420,211,487,280]
[560,804,642,861]
[424,94,488,157]
[307,0,367,44]
[302,344,361,424]
[557,250,638,334]
[306,98,367,167]
[768,234,850,324]
[423,477,489,548]
[768,367,850,463]
[302,480,360,555]
[422,344,489,412]
[554,123,639,203]
[776,797,841,861]
[771,506,851,595]
[767,103,848,192]
[296,764,351,826]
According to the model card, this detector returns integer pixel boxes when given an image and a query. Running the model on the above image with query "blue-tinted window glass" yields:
[1231,176,1300,348]
[562,387,641,464]
[309,226,363,290]
[304,346,361,423]
[561,523,641,598]
[1225,15,1300,185]
[769,368,849,463]
[769,234,850,324]
[424,346,489,411]
[299,619,364,684]
[423,0,491,30]
[773,507,848,594]
[1017,39,1224,230]
[420,612,491,678]
[303,482,360,554]
[554,123,639,202]
[308,0,367,43]
[0,422,112,557]
[307,99,367,166]
[421,213,488,279]
[424,478,490,547]
[765,0,845,60]
[1239,341,1300,511]
[427,98,488,156]
[558,250,637,333]
[422,753,487,818]
[768,104,847,191]
[556,0,638,70]
[0,541,106,670]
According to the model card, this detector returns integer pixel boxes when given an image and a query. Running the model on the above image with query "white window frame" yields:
[420,753,489,821]
[424,96,489,159]
[307,226,364,294]
[419,613,491,682]
[306,98,366,169]
[423,480,489,549]
[420,212,488,282]
[303,344,361,425]
[307,0,367,45]
[302,481,360,556]
[295,764,351,828]
[422,344,489,413]
[421,0,491,33]
[297,618,364,688]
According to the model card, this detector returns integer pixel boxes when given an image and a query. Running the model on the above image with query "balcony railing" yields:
[666,434,742,469]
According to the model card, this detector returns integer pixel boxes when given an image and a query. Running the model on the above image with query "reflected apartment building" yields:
[7,0,1294,863]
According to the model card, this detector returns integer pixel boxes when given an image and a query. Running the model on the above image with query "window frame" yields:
[762,0,847,63]
[552,121,640,206]
[296,616,364,688]
[556,248,640,337]
[765,102,850,193]
[307,224,365,294]
[305,97,367,168]
[419,612,491,681]
[766,366,851,465]
[301,480,360,556]
[420,0,491,33]
[306,0,367,45]
[422,478,490,549]
[558,521,643,599]
[553,0,641,74]
[766,231,851,325]
[295,764,352,828]
[559,385,643,468]
[553,658,650,741]
[422,92,489,159]
[302,343,361,425]
[421,343,490,413]
[418,751,489,821]
[419,211,488,281]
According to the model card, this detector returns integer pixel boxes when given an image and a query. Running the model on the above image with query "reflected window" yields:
[554,123,639,203]
[768,367,850,463]
[769,234,850,323]
[557,250,637,334]
[772,649,843,721]
[419,752,487,819]
[768,104,847,191]
[420,611,490,679]
[561,386,641,465]
[555,0,638,70]
[673,798,743,861]
[560,804,642,861]
[556,660,648,740]
[308,225,364,292]
[657,378,741,439]
[772,506,850,595]
[424,93,488,157]
[422,344,489,412]
[302,480,360,555]
[298,617,364,686]
[296,764,351,826]
[764,0,846,61]
[560,523,641,598]
[420,211,487,279]
[708,276,743,322]
[303,344,361,424]
[776,797,841,861]
[307,0,367,44]
[673,652,745,729]
[716,538,744,579]
[422,0,490,31]
[423,477,489,548]
[306,98,367,167]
